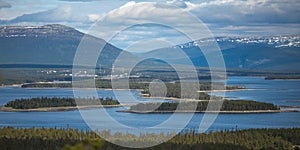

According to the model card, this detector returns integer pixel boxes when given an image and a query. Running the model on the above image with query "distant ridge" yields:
[141,35,300,71]
[0,24,134,67]
[0,24,82,38]
[0,24,299,71]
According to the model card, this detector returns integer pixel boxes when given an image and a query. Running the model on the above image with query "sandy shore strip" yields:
[117,109,299,114]
[0,84,23,88]
[0,104,130,112]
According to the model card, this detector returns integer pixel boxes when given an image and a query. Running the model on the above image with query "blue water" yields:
[214,76,300,106]
[0,76,299,132]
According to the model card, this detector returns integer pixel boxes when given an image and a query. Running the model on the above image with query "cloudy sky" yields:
[0,0,299,49]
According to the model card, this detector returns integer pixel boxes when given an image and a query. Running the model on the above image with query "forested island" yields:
[0,127,299,150]
[120,100,298,113]
[0,97,121,112]
[265,76,300,80]
[21,80,242,91]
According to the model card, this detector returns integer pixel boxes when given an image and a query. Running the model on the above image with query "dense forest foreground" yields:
[0,127,299,150]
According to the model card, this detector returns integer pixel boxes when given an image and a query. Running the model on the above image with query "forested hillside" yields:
[0,127,299,150]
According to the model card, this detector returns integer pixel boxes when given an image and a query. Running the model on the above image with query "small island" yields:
[265,75,300,80]
[119,100,298,114]
[0,97,122,112]
[140,82,243,100]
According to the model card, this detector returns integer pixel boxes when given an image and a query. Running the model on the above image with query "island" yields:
[119,100,298,114]
[265,75,300,80]
[0,97,123,112]
[141,82,243,100]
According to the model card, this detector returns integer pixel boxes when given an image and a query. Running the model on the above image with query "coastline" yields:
[0,104,130,112]
[117,109,299,114]
[0,84,22,88]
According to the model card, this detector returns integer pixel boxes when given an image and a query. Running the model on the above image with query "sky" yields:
[0,0,299,50]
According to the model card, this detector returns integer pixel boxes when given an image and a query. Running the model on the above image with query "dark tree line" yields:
[21,83,72,88]
[5,97,120,109]
[0,127,299,150]
[130,100,279,112]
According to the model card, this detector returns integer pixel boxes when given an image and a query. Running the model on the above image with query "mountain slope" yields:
[140,36,300,71]
[0,24,134,67]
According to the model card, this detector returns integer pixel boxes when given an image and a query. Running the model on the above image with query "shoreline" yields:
[0,84,22,88]
[117,109,299,114]
[0,104,130,112]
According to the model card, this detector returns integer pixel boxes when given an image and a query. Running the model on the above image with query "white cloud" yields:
[0,0,129,32]
[85,0,299,49]
[1,3,110,31]
[10,5,89,23]
[0,0,299,49]
[88,14,105,22]
[89,1,212,45]
[106,25,188,49]
[186,0,300,24]
[166,0,187,8]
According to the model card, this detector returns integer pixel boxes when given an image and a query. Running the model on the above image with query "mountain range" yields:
[0,24,299,71]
